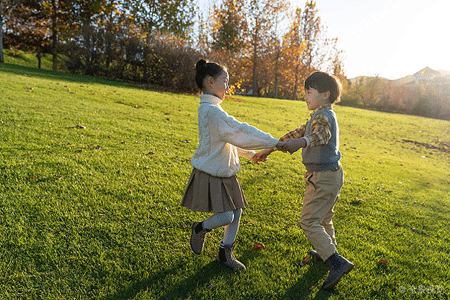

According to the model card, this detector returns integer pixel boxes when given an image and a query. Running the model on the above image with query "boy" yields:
[258,71,353,290]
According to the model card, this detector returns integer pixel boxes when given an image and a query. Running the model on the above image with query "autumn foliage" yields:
[1,0,344,97]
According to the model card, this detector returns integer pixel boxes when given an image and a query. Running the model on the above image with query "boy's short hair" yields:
[304,72,342,104]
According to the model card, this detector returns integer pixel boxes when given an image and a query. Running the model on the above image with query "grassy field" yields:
[1,62,449,299]
[2,49,58,70]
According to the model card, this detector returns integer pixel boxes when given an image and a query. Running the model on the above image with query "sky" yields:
[290,0,450,79]
[199,0,450,80]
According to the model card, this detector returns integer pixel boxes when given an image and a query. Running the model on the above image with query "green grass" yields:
[1,62,449,299]
[2,48,63,70]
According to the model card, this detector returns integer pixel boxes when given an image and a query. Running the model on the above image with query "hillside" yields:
[1,63,449,299]
[350,67,450,87]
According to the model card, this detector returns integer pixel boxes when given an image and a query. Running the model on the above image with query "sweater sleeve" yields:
[212,107,279,150]
[237,147,256,159]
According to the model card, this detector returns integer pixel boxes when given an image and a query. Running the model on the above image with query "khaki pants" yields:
[300,167,344,262]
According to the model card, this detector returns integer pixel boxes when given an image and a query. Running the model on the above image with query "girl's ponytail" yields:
[196,59,207,72]
[195,59,226,90]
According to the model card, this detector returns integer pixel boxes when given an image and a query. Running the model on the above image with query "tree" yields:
[128,0,195,37]
[246,0,288,96]
[210,0,246,55]
[281,7,306,100]
[280,1,324,100]
[279,1,344,100]
[361,76,383,107]
[2,0,51,67]
[64,0,107,74]
[295,1,322,98]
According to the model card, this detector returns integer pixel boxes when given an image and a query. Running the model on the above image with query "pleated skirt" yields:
[180,168,248,213]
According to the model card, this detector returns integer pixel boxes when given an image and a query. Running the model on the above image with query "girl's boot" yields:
[217,242,246,271]
[190,221,210,254]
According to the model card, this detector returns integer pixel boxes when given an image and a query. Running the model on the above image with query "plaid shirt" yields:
[279,105,332,147]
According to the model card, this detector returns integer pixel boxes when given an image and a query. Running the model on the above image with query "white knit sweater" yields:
[191,94,279,177]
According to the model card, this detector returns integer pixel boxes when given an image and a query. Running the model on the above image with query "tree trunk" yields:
[37,52,42,69]
[51,0,58,71]
[252,41,257,96]
[0,0,4,63]
[293,63,299,100]
[83,20,92,75]
[274,48,280,98]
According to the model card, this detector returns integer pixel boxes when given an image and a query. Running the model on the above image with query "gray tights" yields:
[202,209,242,247]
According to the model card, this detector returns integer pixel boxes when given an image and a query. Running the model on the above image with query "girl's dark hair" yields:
[195,59,227,89]
[304,72,342,104]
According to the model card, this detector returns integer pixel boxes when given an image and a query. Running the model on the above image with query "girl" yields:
[180,59,284,271]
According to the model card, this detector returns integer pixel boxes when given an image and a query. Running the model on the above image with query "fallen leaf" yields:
[379,259,388,265]
[253,241,265,250]
[181,222,188,228]
[300,256,309,267]
[206,282,216,289]
[395,223,401,227]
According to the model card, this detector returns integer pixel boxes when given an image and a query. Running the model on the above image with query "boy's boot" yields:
[308,250,323,262]
[190,221,210,254]
[322,252,354,290]
[217,242,246,271]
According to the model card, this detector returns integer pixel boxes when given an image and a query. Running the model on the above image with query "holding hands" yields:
[252,139,307,164]
[278,138,306,154]
[252,148,274,164]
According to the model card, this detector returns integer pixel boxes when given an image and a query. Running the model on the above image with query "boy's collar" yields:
[310,104,332,116]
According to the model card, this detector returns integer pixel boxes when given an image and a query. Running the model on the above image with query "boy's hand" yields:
[279,138,306,154]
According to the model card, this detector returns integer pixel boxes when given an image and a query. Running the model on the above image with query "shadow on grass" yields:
[103,259,233,300]
[280,260,336,300]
